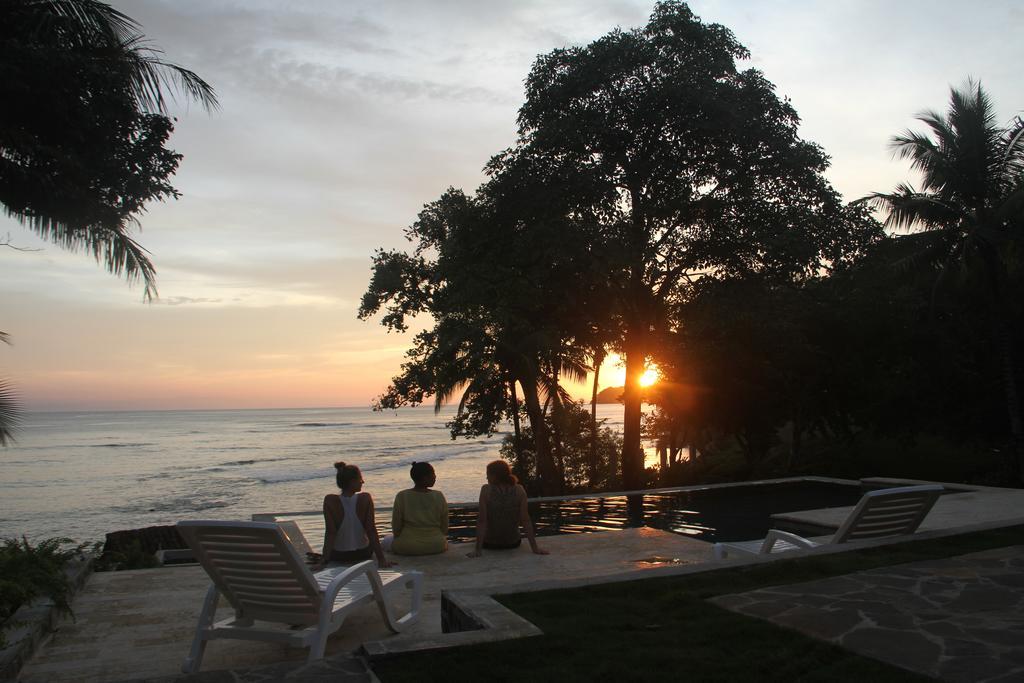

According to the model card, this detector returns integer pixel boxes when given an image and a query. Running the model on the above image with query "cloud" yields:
[152,296,223,306]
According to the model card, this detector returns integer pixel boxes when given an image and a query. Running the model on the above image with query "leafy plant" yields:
[0,536,89,646]
[501,400,623,493]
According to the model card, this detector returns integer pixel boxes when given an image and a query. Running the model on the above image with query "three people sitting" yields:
[320,458,547,565]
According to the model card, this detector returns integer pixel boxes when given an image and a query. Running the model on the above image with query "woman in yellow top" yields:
[389,461,448,555]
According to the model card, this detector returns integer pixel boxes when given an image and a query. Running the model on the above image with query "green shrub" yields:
[0,536,89,646]
[501,400,623,493]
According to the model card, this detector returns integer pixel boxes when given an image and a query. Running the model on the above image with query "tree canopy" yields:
[0,0,218,299]
[867,80,1024,478]
[511,0,878,489]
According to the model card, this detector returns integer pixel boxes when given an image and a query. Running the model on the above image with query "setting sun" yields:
[596,354,660,390]
[639,367,660,387]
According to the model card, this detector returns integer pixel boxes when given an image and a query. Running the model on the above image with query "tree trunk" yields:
[519,375,561,495]
[621,324,646,491]
[589,348,604,488]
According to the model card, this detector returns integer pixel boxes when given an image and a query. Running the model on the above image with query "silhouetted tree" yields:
[866,81,1024,478]
[0,0,217,298]
[0,0,216,444]
[359,174,595,495]
[514,1,874,490]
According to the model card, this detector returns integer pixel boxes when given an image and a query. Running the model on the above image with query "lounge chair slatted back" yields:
[181,525,321,624]
[832,485,943,543]
[177,520,422,674]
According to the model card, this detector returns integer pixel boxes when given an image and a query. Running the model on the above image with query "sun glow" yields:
[639,367,660,387]
[597,354,661,390]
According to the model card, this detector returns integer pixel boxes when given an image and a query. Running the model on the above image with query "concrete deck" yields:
[17,478,1024,682]
[18,528,711,682]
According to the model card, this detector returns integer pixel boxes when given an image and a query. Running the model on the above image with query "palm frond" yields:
[119,38,219,114]
[8,210,158,300]
[864,188,959,232]
[556,355,589,385]
[22,0,138,45]
[13,1,218,114]
[999,115,1024,187]
[0,379,22,446]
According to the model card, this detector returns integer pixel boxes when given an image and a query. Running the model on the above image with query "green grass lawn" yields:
[373,525,1024,682]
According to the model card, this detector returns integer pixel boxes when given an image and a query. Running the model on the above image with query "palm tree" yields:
[1,0,217,444]
[867,80,1024,478]
[1,0,218,298]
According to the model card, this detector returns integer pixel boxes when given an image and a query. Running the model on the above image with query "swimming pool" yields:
[442,478,867,544]
[270,477,909,549]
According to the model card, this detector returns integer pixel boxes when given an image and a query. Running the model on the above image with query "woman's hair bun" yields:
[334,461,346,471]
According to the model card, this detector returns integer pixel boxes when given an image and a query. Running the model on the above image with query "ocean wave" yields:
[110,498,233,514]
[293,422,354,428]
[255,444,496,485]
[87,443,154,448]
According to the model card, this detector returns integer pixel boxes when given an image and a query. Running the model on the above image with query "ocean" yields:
[0,405,632,544]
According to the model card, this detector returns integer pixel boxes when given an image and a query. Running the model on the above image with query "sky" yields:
[1,0,1022,411]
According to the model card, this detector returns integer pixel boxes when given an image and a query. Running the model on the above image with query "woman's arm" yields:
[439,492,449,535]
[467,486,488,558]
[391,492,404,538]
[359,493,393,568]
[518,485,548,555]
[320,494,340,567]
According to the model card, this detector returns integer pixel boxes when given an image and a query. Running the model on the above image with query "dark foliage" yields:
[0,536,89,646]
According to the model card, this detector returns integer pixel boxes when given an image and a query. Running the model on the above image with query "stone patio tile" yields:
[769,605,866,641]
[938,655,1018,683]
[965,628,1024,647]
[949,586,1024,612]
[711,546,1024,682]
[840,627,942,674]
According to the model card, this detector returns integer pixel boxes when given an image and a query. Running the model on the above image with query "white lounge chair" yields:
[177,520,422,673]
[712,484,944,560]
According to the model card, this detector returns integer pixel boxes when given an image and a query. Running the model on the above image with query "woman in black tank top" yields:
[467,460,548,558]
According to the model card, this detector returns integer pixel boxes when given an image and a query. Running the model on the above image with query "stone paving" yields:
[121,652,375,682]
[17,528,710,682]
[710,545,1024,682]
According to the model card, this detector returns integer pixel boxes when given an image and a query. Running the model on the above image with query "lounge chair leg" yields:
[395,573,422,629]
[308,626,330,662]
[183,585,219,673]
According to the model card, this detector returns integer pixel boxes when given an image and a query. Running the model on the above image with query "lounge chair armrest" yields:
[761,529,816,553]
[318,559,378,601]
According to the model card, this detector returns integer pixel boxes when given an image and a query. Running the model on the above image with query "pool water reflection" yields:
[444,479,866,544]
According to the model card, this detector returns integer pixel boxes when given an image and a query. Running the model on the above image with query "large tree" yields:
[514,1,869,489]
[867,81,1024,478]
[0,0,218,299]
